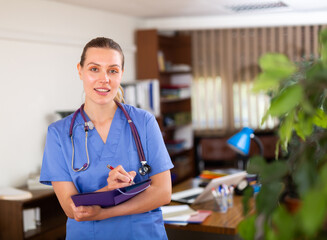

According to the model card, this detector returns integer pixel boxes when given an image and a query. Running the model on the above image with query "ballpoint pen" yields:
[107,164,135,184]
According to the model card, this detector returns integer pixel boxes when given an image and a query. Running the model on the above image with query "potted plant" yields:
[238,29,327,240]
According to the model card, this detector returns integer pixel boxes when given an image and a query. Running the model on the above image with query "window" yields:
[189,25,323,134]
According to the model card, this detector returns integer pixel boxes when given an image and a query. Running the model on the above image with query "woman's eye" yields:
[90,67,98,72]
[109,69,118,74]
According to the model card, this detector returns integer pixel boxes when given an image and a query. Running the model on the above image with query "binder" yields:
[71,179,151,208]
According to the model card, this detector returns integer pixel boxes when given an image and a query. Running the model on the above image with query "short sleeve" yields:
[40,126,72,185]
[145,114,174,177]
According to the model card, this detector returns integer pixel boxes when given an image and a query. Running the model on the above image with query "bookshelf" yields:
[0,188,66,240]
[136,29,194,184]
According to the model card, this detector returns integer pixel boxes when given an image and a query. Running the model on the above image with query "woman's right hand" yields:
[107,165,136,191]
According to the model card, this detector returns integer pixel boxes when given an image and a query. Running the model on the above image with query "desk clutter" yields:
[211,185,234,213]
[161,205,212,226]
[200,169,261,197]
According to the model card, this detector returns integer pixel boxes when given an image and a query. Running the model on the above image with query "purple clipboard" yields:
[71,179,151,208]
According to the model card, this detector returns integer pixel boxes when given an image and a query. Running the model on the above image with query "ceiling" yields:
[49,0,327,18]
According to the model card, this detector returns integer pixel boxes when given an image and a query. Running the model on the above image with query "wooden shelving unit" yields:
[0,188,66,240]
[136,29,194,184]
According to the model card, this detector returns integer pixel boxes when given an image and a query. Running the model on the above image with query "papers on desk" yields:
[161,205,212,226]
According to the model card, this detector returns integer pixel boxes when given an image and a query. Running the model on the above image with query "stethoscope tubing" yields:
[69,100,149,174]
[118,103,146,165]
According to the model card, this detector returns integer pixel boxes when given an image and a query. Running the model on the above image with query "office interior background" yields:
[1,0,327,188]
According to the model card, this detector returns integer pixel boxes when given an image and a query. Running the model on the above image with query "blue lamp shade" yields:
[227,127,254,155]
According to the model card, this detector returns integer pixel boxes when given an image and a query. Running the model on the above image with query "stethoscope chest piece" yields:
[139,161,151,176]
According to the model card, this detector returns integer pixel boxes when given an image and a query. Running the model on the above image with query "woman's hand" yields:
[70,203,102,222]
[107,165,136,191]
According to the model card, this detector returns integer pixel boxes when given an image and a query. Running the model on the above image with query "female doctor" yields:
[40,37,174,239]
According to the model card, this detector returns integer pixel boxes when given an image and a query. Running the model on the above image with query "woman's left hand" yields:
[70,203,102,222]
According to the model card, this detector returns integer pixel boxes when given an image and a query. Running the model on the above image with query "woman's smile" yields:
[94,87,110,95]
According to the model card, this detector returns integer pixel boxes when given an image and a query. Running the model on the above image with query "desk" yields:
[0,188,66,240]
[165,178,254,240]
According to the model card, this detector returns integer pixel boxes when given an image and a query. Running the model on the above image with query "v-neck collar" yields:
[74,105,125,159]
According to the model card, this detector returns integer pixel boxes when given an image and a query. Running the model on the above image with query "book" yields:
[200,168,245,180]
[165,139,186,152]
[161,205,212,224]
[157,51,165,72]
[161,85,191,100]
[23,207,41,232]
[200,170,228,179]
[122,80,160,117]
[0,187,32,200]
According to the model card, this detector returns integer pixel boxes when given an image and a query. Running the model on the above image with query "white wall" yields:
[0,0,144,187]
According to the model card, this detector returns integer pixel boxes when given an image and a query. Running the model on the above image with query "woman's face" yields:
[78,47,123,106]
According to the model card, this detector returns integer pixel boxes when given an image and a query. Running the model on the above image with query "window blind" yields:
[188,25,325,135]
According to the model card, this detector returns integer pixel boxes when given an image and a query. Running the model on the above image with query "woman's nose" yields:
[100,71,110,83]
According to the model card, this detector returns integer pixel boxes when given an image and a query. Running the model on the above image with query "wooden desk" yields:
[165,179,254,240]
[0,188,66,240]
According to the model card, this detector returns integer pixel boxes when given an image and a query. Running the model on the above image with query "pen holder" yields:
[211,185,234,213]
[227,186,234,208]
[212,193,228,213]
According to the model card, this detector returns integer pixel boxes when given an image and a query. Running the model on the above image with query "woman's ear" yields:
[77,63,82,80]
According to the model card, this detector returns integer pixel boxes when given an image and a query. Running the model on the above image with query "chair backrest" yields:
[199,137,238,168]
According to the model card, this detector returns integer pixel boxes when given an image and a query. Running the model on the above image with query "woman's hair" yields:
[80,37,125,103]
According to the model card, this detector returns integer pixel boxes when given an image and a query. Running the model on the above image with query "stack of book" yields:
[164,112,192,127]
[165,139,186,152]
[122,80,160,117]
[161,205,212,225]
[200,168,244,180]
[161,85,191,100]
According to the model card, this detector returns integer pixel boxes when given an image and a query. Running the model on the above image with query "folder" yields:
[71,179,151,208]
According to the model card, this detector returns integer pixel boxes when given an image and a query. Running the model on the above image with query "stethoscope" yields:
[69,100,151,176]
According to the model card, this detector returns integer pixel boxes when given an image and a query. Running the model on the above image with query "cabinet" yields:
[136,29,194,184]
[0,188,66,240]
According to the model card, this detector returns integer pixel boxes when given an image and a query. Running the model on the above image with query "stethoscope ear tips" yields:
[74,163,89,172]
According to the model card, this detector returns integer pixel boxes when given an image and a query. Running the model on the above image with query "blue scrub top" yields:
[40,104,174,240]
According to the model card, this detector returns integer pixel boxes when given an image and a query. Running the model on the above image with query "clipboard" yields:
[71,179,151,208]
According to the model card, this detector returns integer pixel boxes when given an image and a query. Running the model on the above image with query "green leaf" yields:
[275,140,280,160]
[319,164,327,196]
[319,29,327,66]
[260,161,288,184]
[261,111,270,126]
[247,156,267,174]
[313,109,327,128]
[278,110,296,151]
[259,53,297,78]
[267,84,303,117]
[272,206,296,240]
[293,160,317,197]
[242,187,254,216]
[253,53,297,93]
[294,111,313,140]
[299,189,327,237]
[256,182,284,215]
[252,73,280,93]
[238,215,256,240]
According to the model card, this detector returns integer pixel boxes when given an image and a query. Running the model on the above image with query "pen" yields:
[107,164,135,184]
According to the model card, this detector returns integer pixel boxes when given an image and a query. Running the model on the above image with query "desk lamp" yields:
[227,127,264,170]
